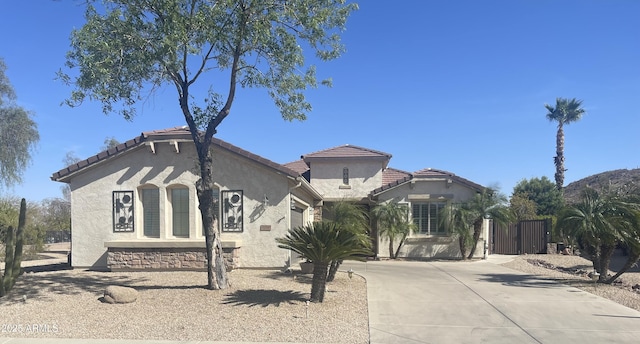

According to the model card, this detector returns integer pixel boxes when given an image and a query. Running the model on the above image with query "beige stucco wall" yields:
[68,141,315,269]
[374,179,484,259]
[308,160,384,201]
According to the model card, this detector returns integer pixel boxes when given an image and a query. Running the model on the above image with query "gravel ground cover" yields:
[502,254,640,312]
[0,268,369,343]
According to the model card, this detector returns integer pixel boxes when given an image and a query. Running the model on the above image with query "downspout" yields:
[286,177,302,268]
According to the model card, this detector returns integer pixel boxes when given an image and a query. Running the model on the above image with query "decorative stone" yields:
[103,286,138,304]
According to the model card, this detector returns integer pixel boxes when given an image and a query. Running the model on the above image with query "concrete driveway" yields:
[342,259,640,344]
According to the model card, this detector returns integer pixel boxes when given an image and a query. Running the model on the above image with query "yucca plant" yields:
[276,221,372,302]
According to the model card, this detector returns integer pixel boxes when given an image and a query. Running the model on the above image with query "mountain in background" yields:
[563,168,640,204]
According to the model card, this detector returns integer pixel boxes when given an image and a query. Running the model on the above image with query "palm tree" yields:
[372,200,414,258]
[441,203,476,259]
[545,97,586,191]
[557,188,639,283]
[465,189,512,259]
[276,222,372,302]
[323,201,370,282]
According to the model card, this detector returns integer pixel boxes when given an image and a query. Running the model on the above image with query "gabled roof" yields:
[370,167,484,197]
[51,127,301,182]
[301,144,392,168]
[283,159,309,175]
[382,167,412,185]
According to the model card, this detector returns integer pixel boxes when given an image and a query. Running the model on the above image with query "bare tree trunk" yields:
[467,221,482,259]
[393,232,408,259]
[388,239,395,259]
[195,138,229,290]
[606,252,640,284]
[458,235,468,260]
[326,259,342,282]
[310,262,329,302]
[554,124,565,191]
[598,243,615,282]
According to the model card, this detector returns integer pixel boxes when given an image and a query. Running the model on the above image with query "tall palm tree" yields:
[323,201,370,282]
[545,97,586,191]
[372,200,414,258]
[465,189,512,259]
[557,188,639,283]
[276,222,372,302]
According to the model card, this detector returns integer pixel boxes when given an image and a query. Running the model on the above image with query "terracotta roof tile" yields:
[370,167,484,196]
[284,159,310,174]
[382,167,412,185]
[51,127,299,181]
[412,168,484,191]
[302,144,391,160]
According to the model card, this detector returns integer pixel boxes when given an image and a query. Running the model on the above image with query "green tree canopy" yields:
[509,193,538,221]
[0,58,39,188]
[512,176,564,216]
[59,0,357,290]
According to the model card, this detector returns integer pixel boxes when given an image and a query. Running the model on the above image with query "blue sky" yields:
[1,0,638,202]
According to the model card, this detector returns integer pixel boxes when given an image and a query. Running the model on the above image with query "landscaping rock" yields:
[103,285,138,304]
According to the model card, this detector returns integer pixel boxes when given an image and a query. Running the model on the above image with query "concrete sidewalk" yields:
[342,259,640,344]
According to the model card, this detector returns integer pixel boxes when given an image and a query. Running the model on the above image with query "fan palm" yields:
[557,188,639,283]
[276,221,372,302]
[465,189,512,259]
[545,97,586,190]
[323,201,370,282]
[441,203,476,259]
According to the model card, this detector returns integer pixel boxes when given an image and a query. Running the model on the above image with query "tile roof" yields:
[302,144,392,160]
[413,168,484,191]
[51,127,300,182]
[370,167,484,196]
[283,159,309,175]
[382,167,412,185]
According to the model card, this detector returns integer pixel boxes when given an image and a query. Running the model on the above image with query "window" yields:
[141,188,160,237]
[412,202,446,235]
[113,191,134,232]
[171,187,189,237]
[342,167,349,185]
[222,190,243,232]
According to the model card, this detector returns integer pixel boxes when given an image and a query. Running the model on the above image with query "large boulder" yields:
[103,286,138,304]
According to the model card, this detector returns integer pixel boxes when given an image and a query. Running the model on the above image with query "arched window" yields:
[170,186,189,237]
[140,187,160,238]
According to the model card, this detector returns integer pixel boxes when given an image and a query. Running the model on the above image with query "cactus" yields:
[1,198,26,297]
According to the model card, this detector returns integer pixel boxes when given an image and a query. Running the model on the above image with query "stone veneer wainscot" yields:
[105,240,241,271]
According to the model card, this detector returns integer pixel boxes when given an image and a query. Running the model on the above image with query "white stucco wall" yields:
[67,141,315,269]
[308,160,383,201]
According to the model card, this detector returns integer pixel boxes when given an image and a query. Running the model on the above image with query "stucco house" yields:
[52,126,488,270]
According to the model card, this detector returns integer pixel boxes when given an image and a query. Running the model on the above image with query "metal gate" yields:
[492,219,550,255]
